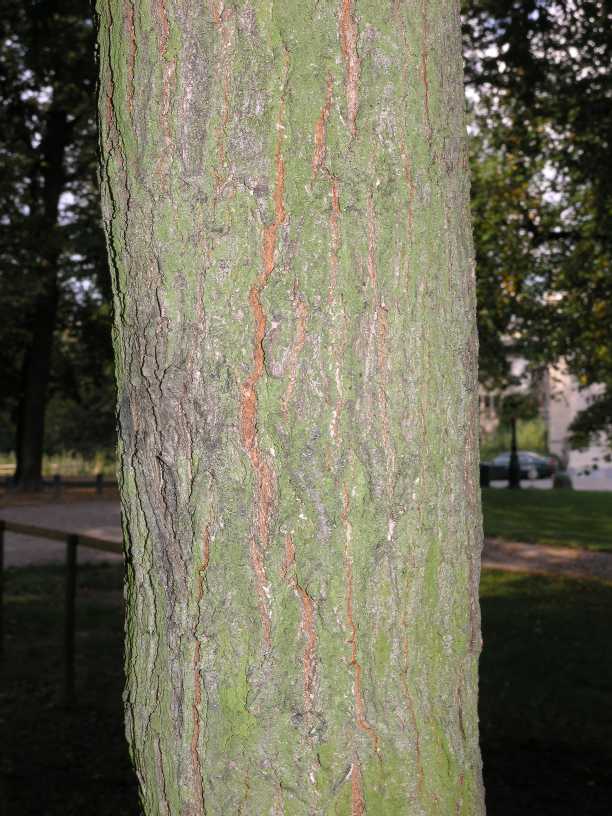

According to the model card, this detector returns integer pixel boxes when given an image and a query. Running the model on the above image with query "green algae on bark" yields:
[97,1,485,813]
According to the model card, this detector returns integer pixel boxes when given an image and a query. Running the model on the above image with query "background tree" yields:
[0,0,114,485]
[98,1,485,813]
[464,0,612,446]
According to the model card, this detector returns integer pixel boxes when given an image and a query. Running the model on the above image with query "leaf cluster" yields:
[464,0,612,445]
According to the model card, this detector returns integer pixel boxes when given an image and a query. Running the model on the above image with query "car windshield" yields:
[492,452,542,464]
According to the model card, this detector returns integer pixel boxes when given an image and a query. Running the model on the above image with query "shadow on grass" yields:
[1,564,139,816]
[480,571,612,815]
[1,565,611,814]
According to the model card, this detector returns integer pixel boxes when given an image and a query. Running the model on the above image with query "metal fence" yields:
[0,519,122,706]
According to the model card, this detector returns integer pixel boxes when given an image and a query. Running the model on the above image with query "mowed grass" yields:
[2,565,611,815]
[482,488,612,551]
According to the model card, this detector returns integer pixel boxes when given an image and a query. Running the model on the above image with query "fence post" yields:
[64,533,78,706]
[95,473,103,495]
[0,520,4,658]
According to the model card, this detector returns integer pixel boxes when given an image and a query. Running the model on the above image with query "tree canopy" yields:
[0,0,114,472]
[464,0,612,445]
[1,0,609,468]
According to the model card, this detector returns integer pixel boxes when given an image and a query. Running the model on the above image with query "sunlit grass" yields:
[482,488,612,551]
[0,450,116,478]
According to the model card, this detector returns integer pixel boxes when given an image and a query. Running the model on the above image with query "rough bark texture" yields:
[97,1,484,813]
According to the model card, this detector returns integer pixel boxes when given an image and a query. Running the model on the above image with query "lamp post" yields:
[508,415,521,489]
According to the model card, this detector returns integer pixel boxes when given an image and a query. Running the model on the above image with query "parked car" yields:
[488,451,558,480]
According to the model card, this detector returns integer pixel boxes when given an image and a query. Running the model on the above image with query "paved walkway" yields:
[1,501,122,567]
[2,500,611,581]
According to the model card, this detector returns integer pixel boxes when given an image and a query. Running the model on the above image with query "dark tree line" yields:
[0,0,610,488]
[0,0,114,488]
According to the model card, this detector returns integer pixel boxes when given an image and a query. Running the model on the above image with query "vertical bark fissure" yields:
[239,63,288,649]
[342,485,380,755]
[281,534,318,715]
[209,1,233,203]
[124,0,136,115]
[350,754,365,816]
[312,74,334,178]
[420,0,433,143]
[339,0,360,139]
[156,0,177,182]
[281,285,308,418]
[190,525,210,816]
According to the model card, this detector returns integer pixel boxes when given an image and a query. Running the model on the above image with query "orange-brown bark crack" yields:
[339,0,360,139]
[239,84,287,649]
[402,149,416,237]
[327,179,345,461]
[312,75,334,177]
[190,525,210,815]
[367,195,394,492]
[282,535,318,712]
[351,755,366,816]
[124,1,136,116]
[328,178,341,305]
[420,0,432,143]
[342,486,380,754]
[157,0,176,178]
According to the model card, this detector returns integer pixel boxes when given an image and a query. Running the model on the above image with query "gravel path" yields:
[2,500,611,581]
[482,537,612,582]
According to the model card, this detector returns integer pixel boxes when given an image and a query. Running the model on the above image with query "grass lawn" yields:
[482,488,612,551]
[480,570,612,815]
[0,565,139,816]
[2,564,611,815]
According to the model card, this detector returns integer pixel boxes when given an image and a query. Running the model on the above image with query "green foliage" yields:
[0,1,116,461]
[496,392,540,424]
[0,450,116,478]
[569,391,612,450]
[464,1,612,445]
[480,416,548,460]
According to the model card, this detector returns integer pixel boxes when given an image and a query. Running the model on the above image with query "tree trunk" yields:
[98,2,485,813]
[14,271,59,489]
[14,107,68,489]
[508,417,521,489]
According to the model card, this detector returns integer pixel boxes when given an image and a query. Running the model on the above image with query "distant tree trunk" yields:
[98,1,485,813]
[14,271,59,488]
[14,107,68,489]
[508,416,521,489]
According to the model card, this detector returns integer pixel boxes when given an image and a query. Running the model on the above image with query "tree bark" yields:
[98,1,485,813]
